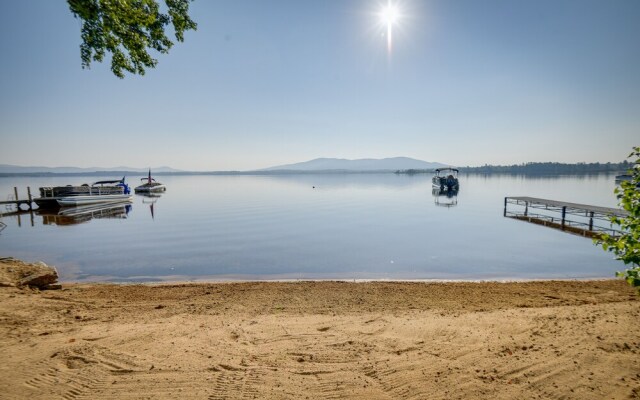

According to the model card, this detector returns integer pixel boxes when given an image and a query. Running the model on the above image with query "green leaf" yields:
[596,146,640,293]
[68,0,197,78]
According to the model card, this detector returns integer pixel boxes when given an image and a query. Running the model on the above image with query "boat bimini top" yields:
[434,168,459,175]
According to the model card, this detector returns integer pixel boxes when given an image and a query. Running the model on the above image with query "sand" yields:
[1,260,639,399]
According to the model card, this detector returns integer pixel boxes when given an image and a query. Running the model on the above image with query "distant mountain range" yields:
[260,157,448,172]
[1,159,625,176]
[0,164,182,174]
[0,158,448,175]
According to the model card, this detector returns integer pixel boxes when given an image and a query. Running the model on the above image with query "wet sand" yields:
[1,260,639,399]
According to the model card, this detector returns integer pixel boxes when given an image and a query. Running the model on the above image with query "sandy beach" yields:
[1,260,639,399]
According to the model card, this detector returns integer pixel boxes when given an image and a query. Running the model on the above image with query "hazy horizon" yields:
[0,154,630,173]
[1,1,638,170]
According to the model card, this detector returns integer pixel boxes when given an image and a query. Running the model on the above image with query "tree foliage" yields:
[67,0,197,78]
[595,147,640,291]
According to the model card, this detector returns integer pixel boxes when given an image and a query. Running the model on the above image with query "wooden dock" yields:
[504,196,628,238]
[0,187,34,211]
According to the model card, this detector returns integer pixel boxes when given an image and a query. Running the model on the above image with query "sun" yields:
[380,4,399,26]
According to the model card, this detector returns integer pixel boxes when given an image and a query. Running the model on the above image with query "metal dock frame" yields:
[504,196,628,238]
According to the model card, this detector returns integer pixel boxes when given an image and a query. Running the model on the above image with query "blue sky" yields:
[0,0,638,171]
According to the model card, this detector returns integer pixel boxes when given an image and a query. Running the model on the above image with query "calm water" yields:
[0,173,624,282]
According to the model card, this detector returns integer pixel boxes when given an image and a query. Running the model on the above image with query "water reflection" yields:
[432,188,459,208]
[243,173,429,189]
[38,202,132,226]
[0,173,623,282]
[136,193,162,220]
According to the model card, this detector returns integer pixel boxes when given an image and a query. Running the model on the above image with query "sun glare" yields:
[379,1,401,54]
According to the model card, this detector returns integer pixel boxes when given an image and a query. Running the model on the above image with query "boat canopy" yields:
[93,178,125,185]
[435,168,459,173]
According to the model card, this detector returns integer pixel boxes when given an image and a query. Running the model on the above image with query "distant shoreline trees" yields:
[395,161,630,175]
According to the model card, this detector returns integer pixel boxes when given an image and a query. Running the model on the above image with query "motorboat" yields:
[432,168,459,191]
[35,177,131,208]
[134,170,166,193]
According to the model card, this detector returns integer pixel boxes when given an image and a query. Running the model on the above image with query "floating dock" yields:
[504,196,628,238]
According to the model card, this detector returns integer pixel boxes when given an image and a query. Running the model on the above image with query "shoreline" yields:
[60,276,623,286]
[1,259,639,399]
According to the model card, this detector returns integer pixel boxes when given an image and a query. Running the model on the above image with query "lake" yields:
[0,173,624,282]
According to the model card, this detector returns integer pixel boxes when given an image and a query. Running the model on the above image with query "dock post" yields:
[503,197,507,217]
[27,187,33,210]
[13,187,19,205]
[588,211,594,231]
[524,201,528,217]
[561,206,567,230]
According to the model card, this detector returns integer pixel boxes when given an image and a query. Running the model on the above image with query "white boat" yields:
[134,170,166,193]
[56,194,133,207]
[432,168,460,191]
[35,177,131,208]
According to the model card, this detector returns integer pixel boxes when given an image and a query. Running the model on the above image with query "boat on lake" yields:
[432,168,460,191]
[35,178,132,208]
[134,170,166,193]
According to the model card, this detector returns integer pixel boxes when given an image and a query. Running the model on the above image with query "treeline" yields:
[459,161,630,174]
[394,169,433,175]
[395,161,631,175]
